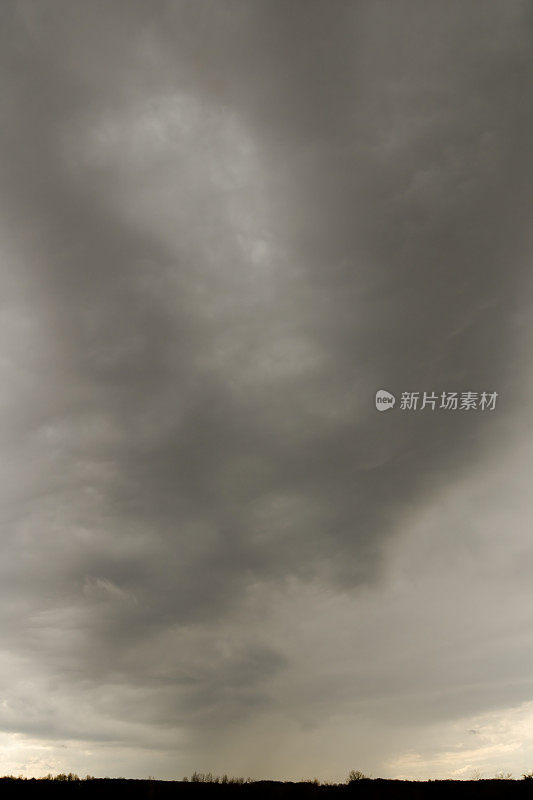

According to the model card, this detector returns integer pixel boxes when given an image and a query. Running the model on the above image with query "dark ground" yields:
[1,778,533,800]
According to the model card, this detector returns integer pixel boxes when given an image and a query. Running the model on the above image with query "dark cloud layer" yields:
[0,0,532,779]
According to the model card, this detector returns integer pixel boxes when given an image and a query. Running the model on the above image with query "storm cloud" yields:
[0,0,532,781]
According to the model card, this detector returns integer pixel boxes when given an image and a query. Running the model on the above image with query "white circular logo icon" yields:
[375,389,396,411]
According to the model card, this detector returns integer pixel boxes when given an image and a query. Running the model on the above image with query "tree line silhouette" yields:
[1,771,533,799]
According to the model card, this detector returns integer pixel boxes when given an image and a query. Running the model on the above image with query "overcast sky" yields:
[1,0,533,782]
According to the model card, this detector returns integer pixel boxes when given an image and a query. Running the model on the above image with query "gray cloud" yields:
[0,0,532,780]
